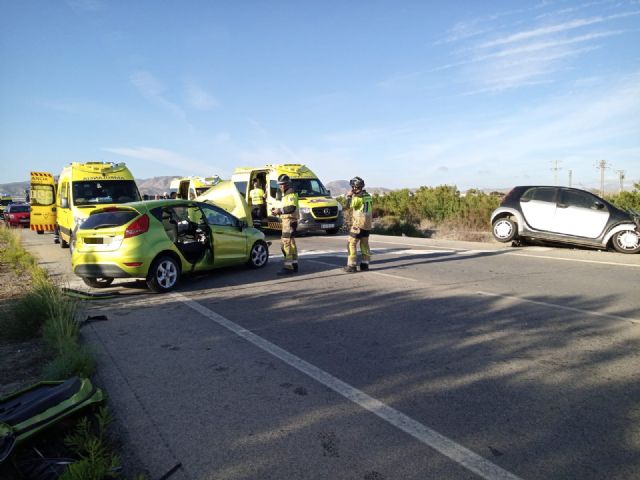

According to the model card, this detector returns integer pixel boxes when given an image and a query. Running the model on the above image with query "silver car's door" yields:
[519,187,557,231]
[553,189,610,238]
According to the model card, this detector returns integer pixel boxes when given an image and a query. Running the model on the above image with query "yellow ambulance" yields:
[175,175,221,200]
[231,164,343,234]
[56,162,141,250]
[0,194,13,215]
[29,171,57,234]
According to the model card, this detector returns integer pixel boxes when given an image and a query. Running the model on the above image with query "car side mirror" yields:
[327,190,331,196]
[60,198,69,209]
[237,220,246,229]
[594,201,605,210]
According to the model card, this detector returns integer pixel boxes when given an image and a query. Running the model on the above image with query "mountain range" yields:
[0,177,393,198]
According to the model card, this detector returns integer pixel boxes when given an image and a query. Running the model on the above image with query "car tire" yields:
[611,229,640,254]
[492,217,517,243]
[60,236,69,248]
[83,277,114,288]
[146,255,181,293]
[247,241,269,268]
[37,230,44,235]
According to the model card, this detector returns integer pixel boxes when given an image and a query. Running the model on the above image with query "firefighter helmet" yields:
[349,176,365,189]
[277,174,291,185]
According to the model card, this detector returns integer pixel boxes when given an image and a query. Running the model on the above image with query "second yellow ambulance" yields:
[56,162,141,250]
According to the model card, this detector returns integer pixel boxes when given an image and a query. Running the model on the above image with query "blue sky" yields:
[1,0,639,191]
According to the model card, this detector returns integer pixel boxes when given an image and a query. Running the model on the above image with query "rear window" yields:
[80,211,139,230]
[9,205,30,213]
[521,187,556,203]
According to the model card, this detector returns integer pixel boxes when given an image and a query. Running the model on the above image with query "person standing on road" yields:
[248,179,267,227]
[345,176,373,273]
[271,174,299,275]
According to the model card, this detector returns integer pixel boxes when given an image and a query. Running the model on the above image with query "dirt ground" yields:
[0,239,50,398]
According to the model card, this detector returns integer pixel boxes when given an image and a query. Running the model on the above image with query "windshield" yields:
[30,185,55,206]
[291,178,329,198]
[72,180,140,206]
[195,187,211,196]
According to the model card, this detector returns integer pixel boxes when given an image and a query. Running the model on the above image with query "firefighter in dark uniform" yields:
[248,179,266,226]
[271,174,299,275]
[345,176,372,272]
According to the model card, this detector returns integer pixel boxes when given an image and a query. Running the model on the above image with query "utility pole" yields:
[596,159,608,197]
[550,160,562,185]
[568,169,572,187]
[616,170,625,193]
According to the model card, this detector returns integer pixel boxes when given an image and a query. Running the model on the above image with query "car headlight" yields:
[300,207,311,214]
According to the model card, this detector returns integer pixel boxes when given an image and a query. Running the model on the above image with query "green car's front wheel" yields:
[147,255,181,293]
[248,240,269,268]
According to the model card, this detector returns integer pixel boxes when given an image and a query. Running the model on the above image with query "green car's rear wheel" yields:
[147,255,181,293]
[82,277,114,288]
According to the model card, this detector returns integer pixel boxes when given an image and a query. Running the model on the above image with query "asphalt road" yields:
[20,229,640,480]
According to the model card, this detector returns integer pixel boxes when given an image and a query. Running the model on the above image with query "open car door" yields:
[196,180,253,227]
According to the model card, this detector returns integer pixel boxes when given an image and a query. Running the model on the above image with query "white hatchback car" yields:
[491,186,640,254]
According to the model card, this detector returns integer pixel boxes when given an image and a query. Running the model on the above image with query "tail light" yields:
[124,214,149,238]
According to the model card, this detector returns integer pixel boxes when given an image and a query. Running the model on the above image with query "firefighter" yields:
[345,176,372,273]
[248,179,267,226]
[271,174,299,275]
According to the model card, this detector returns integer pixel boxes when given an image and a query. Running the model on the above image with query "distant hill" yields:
[326,180,392,196]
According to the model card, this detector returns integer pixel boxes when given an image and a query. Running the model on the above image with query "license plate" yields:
[321,224,334,229]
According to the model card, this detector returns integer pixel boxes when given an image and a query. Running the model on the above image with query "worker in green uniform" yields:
[248,179,266,226]
[345,176,373,273]
[271,174,299,275]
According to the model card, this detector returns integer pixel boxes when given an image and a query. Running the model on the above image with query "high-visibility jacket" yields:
[347,190,372,230]
[280,188,299,220]
[249,187,265,205]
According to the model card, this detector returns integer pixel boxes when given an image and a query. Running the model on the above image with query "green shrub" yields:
[61,408,121,480]
[42,337,95,380]
[372,218,425,238]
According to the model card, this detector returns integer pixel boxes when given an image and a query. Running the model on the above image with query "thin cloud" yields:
[184,81,219,110]
[130,71,186,120]
[104,146,216,174]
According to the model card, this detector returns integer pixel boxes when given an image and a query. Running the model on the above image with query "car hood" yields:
[196,180,252,226]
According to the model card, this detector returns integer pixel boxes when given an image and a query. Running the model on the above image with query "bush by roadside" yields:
[0,226,137,479]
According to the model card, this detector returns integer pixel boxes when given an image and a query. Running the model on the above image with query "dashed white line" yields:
[507,252,640,268]
[477,291,640,325]
[172,292,523,480]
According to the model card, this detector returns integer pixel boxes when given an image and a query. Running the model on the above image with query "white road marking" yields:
[306,259,419,282]
[388,249,456,255]
[477,291,640,325]
[507,252,640,268]
[172,292,523,480]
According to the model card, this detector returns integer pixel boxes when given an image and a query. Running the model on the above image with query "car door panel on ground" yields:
[200,204,247,266]
[553,189,609,238]
[519,187,557,231]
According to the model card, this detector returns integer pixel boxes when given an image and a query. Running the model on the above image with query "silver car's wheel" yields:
[492,218,517,243]
[248,241,269,268]
[612,230,640,254]
[147,255,180,293]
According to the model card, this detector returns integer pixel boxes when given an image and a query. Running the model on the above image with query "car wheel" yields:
[146,255,181,293]
[37,230,44,235]
[612,229,640,254]
[60,236,69,248]
[492,217,517,243]
[247,241,269,268]
[83,277,114,288]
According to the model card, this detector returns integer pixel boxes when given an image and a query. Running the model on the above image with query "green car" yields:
[72,181,269,292]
